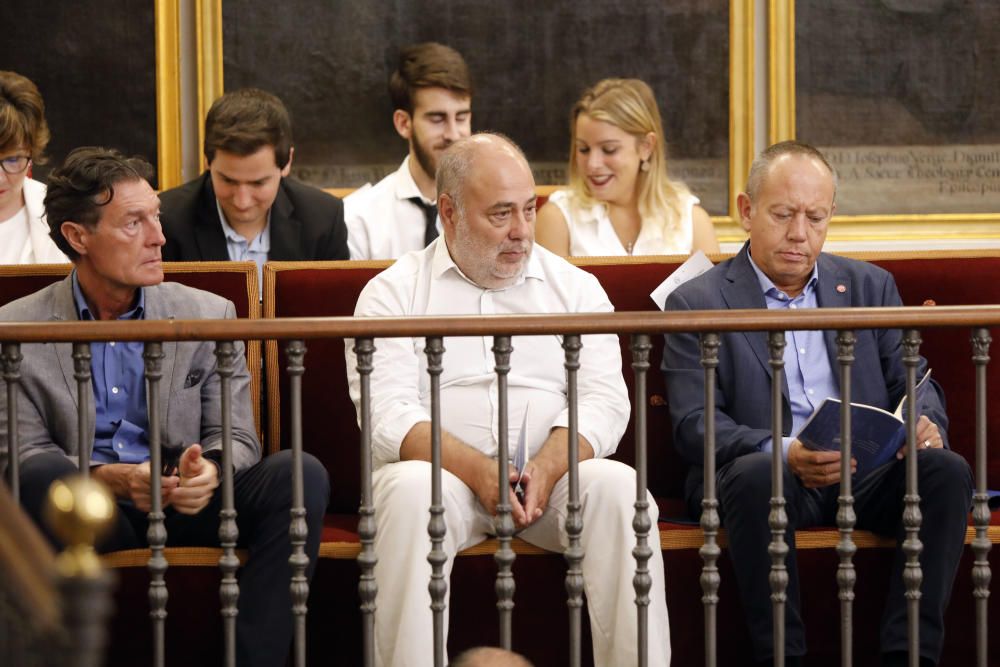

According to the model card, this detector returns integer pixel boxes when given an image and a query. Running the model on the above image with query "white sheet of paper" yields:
[513,408,528,475]
[513,408,529,494]
[649,250,714,310]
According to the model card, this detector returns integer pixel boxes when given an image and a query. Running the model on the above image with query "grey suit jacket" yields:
[662,243,947,506]
[0,275,260,473]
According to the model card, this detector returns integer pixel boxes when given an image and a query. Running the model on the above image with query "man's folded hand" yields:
[787,439,856,488]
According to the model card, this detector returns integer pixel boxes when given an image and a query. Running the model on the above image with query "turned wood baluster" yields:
[492,335,516,649]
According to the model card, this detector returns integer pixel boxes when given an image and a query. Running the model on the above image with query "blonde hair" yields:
[567,78,690,235]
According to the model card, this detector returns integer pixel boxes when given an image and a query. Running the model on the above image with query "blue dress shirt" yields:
[218,200,270,292]
[72,273,150,465]
[746,253,840,459]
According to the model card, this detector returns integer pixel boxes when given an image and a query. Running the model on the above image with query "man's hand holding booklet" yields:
[795,370,934,479]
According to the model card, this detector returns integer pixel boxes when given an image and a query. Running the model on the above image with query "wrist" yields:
[91,463,132,499]
[200,449,224,478]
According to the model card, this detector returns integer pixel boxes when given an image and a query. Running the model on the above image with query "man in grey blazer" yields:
[662,141,972,667]
[0,147,329,667]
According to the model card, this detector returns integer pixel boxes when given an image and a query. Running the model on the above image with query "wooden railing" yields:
[2,305,997,667]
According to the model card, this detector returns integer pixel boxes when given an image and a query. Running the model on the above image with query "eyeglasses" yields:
[0,156,31,175]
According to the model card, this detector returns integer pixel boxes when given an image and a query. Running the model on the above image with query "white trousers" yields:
[371,458,671,667]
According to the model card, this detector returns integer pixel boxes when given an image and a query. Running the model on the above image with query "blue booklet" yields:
[988,490,1000,512]
[796,371,933,479]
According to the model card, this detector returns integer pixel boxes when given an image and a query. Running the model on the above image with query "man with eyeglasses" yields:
[0,70,68,264]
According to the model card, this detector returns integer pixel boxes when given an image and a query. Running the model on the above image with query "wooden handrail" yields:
[1,305,1000,343]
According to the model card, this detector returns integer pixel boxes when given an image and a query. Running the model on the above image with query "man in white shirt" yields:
[346,134,671,667]
[344,42,473,260]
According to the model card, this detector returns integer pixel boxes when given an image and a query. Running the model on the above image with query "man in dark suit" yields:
[160,88,349,276]
[662,141,972,667]
[0,147,329,667]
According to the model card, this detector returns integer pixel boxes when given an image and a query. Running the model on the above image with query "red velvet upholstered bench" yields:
[263,252,1000,666]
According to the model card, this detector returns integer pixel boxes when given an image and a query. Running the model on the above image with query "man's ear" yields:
[61,221,89,256]
[393,109,413,141]
[736,192,753,233]
[438,193,457,234]
[280,146,294,177]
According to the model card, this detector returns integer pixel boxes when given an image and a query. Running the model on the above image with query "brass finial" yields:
[44,476,116,578]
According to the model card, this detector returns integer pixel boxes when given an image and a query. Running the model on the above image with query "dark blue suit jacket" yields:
[662,243,948,508]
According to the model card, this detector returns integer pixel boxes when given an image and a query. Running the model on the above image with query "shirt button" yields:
[111,386,119,394]
[807,389,815,395]
[790,304,797,310]
[799,347,806,354]
[109,342,116,347]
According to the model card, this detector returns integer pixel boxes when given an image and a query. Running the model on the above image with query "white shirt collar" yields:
[392,155,434,205]
[429,237,545,288]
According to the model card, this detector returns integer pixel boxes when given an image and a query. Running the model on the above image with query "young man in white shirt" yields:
[346,134,671,667]
[344,42,473,260]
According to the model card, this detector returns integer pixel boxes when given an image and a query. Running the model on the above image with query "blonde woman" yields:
[536,78,718,257]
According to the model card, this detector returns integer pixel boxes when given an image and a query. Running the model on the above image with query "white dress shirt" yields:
[546,188,698,256]
[346,239,629,469]
[344,156,441,260]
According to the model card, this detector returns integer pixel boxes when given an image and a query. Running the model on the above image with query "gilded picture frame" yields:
[771,0,1000,244]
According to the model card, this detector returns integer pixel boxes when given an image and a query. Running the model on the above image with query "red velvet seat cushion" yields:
[872,256,1000,488]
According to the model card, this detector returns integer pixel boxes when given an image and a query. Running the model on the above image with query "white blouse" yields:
[546,188,698,257]
[0,206,30,264]
[1,178,70,264]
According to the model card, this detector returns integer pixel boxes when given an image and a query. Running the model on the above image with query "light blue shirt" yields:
[71,272,150,465]
[217,200,269,291]
[747,251,839,459]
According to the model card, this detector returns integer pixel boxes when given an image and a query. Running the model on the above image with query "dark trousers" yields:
[20,450,330,667]
[705,448,972,664]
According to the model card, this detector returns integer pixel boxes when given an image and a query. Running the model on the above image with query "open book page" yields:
[650,250,714,310]
[892,368,933,420]
[796,370,932,479]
